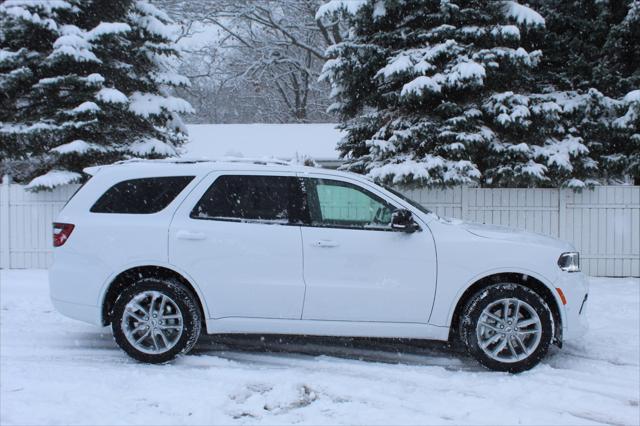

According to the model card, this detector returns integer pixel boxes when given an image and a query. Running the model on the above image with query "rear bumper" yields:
[49,252,106,326]
[554,272,589,342]
[50,297,102,326]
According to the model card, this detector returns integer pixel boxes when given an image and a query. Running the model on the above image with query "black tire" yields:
[112,278,202,363]
[460,283,554,373]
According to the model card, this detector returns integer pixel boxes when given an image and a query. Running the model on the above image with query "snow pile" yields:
[484,92,532,128]
[131,2,179,40]
[376,54,416,79]
[0,271,638,425]
[129,92,194,118]
[86,22,131,40]
[48,25,100,63]
[70,101,100,114]
[23,170,82,190]
[399,60,486,97]
[447,61,485,86]
[0,0,66,30]
[128,137,177,156]
[367,156,481,186]
[613,89,640,129]
[50,139,104,155]
[502,1,545,27]
[85,73,105,84]
[372,0,386,19]
[95,87,128,104]
[0,122,59,135]
[2,0,74,14]
[150,72,191,87]
[315,0,367,20]
[491,24,521,40]
[624,89,640,103]
[520,160,547,180]
[536,135,589,172]
[401,75,442,96]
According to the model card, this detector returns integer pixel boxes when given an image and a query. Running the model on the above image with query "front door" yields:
[300,176,437,323]
[169,172,306,319]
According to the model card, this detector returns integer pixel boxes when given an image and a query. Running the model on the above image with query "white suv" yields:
[50,159,588,372]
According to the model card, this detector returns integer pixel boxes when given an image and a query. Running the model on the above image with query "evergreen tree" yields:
[611,90,640,183]
[604,2,640,183]
[530,0,639,184]
[600,0,640,97]
[481,90,600,188]
[318,0,596,188]
[0,0,192,190]
[531,0,637,97]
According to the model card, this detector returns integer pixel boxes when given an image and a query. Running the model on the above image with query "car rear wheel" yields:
[460,283,554,373]
[112,278,202,363]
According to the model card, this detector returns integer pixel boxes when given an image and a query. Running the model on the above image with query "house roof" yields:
[183,123,344,162]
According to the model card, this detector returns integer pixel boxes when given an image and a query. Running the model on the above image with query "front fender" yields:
[432,266,566,331]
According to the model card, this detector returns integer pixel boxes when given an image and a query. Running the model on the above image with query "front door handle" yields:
[313,239,339,248]
[176,230,206,241]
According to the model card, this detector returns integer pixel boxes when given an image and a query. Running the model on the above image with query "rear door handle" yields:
[313,239,339,248]
[176,230,206,241]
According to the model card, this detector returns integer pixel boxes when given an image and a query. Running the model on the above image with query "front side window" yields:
[191,175,306,224]
[382,184,433,215]
[304,178,395,230]
[90,176,194,214]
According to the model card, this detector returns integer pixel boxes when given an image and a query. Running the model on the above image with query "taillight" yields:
[53,223,75,247]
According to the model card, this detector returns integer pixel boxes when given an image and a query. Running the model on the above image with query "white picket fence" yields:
[1,176,638,276]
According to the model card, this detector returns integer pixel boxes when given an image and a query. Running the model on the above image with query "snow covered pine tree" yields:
[317,0,600,188]
[528,0,640,185]
[0,0,192,190]
[600,1,640,184]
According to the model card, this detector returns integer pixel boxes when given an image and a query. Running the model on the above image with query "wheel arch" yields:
[100,264,208,327]
[447,272,564,346]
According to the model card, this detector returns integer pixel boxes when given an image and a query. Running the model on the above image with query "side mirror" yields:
[391,209,418,233]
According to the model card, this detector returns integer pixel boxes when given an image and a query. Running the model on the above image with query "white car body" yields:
[50,160,588,348]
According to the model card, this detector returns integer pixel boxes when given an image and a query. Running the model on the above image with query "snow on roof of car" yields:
[183,123,343,161]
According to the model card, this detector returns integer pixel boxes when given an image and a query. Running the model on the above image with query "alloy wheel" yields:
[475,298,543,363]
[121,291,184,355]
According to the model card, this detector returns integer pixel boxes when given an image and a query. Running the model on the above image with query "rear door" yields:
[169,171,307,319]
[299,175,437,323]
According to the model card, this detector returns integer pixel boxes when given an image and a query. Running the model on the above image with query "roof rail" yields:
[112,156,292,166]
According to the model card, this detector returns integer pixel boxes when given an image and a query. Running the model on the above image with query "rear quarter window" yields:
[90,176,194,214]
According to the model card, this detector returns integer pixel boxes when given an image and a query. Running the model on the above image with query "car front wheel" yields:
[112,278,202,363]
[460,283,554,373]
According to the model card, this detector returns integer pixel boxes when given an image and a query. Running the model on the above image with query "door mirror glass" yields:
[391,209,418,233]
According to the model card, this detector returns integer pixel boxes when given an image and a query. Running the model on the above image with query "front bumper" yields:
[554,271,589,341]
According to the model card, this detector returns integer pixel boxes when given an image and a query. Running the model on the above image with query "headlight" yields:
[558,252,580,272]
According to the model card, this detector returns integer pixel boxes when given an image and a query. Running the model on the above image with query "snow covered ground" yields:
[1,270,638,425]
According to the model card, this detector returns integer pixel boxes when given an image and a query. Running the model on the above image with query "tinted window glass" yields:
[191,175,306,224]
[305,178,395,229]
[91,176,194,214]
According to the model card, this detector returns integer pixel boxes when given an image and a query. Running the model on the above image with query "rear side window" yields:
[91,176,194,214]
[190,175,306,224]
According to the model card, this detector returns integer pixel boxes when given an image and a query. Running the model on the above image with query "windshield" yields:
[382,185,434,216]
